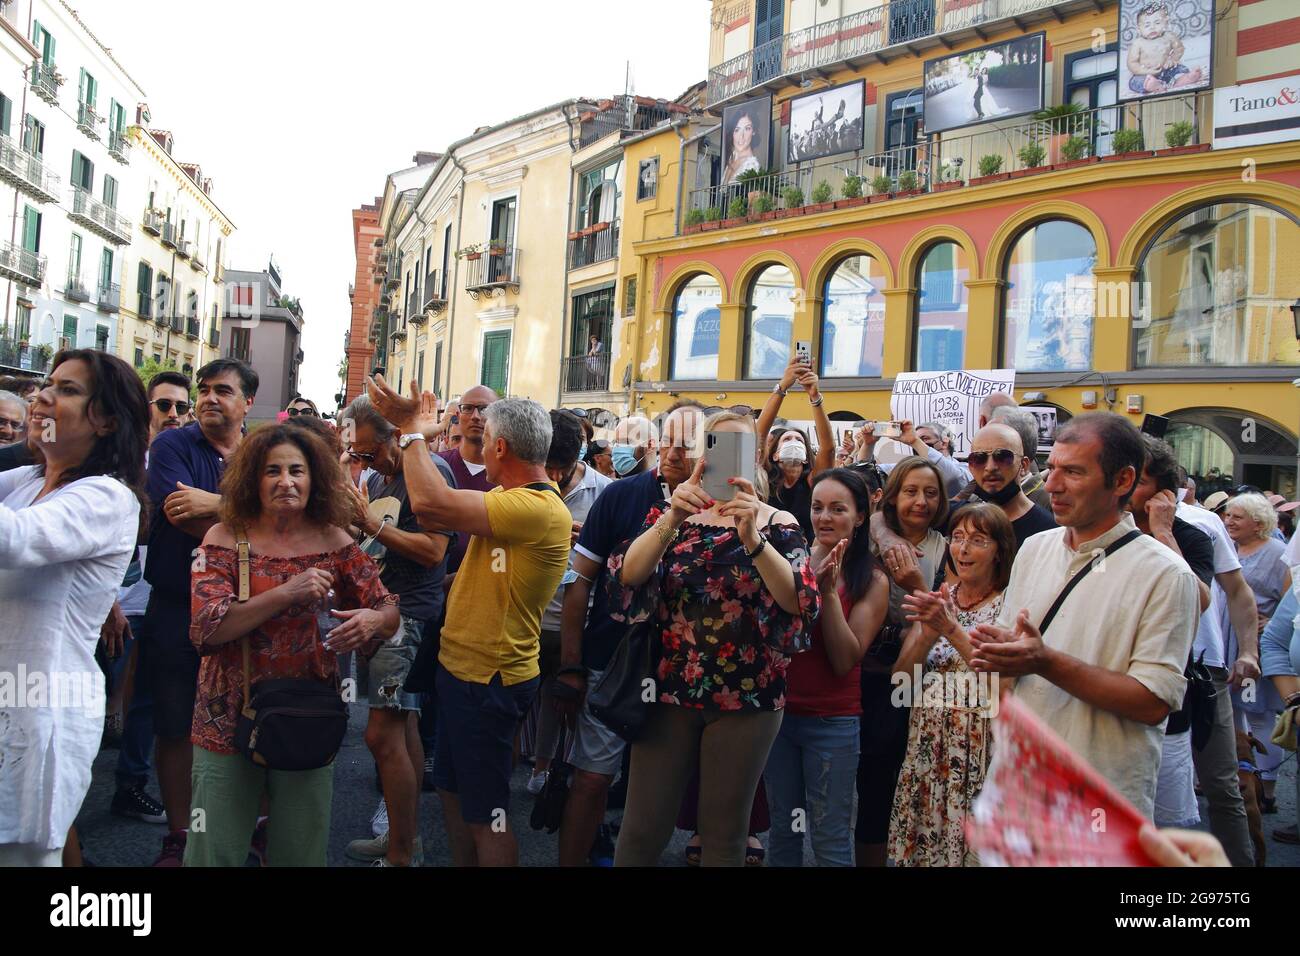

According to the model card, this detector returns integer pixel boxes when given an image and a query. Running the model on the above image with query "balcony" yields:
[65,270,90,303]
[209,327,220,348]
[0,340,51,374]
[160,221,178,249]
[0,135,60,203]
[142,208,164,236]
[108,129,130,164]
[0,239,45,286]
[684,91,1209,234]
[69,188,132,245]
[30,60,60,104]
[97,283,121,313]
[578,96,685,148]
[176,238,191,259]
[562,352,612,394]
[191,246,206,272]
[390,321,407,344]
[707,0,1117,108]
[568,220,619,270]
[186,317,200,340]
[422,270,447,315]
[383,258,400,290]
[463,247,520,298]
[76,101,103,141]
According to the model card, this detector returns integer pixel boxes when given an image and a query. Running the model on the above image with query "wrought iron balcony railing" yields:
[76,101,103,141]
[463,247,520,297]
[142,207,164,235]
[0,134,60,203]
[97,283,121,313]
[562,352,612,394]
[568,220,619,270]
[108,128,130,164]
[0,239,45,286]
[69,187,132,244]
[30,60,60,104]
[65,270,90,303]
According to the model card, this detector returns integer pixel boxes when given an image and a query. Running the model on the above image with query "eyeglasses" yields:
[0,417,24,432]
[566,407,589,419]
[287,406,317,417]
[458,402,492,417]
[152,398,192,416]
[967,448,1018,469]
[702,404,754,417]
[347,449,377,463]
[950,531,993,549]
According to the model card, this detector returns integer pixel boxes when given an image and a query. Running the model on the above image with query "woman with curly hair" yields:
[185,424,399,866]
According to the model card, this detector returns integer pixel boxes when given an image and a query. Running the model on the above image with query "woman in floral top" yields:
[609,412,820,867]
[186,425,399,867]
[888,502,1015,866]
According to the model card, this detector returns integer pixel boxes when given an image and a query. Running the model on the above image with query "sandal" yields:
[745,838,765,867]
[685,834,701,867]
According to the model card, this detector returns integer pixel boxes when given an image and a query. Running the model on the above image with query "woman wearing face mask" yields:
[856,457,948,867]
[756,356,835,542]
[585,438,614,479]
[765,468,890,866]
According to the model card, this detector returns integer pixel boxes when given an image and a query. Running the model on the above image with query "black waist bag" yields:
[588,619,658,742]
[231,536,349,771]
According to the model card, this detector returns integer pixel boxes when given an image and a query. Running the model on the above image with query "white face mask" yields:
[778,439,807,464]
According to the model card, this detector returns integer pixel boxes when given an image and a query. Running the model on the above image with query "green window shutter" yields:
[0,95,10,138]
[87,73,96,108]
[104,175,117,209]
[100,248,113,289]
[22,205,40,253]
[71,152,82,188]
[481,331,510,394]
[63,314,78,344]
[69,232,81,273]
[78,67,85,103]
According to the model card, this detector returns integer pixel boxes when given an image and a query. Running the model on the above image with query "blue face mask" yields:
[611,444,642,477]
[578,442,587,462]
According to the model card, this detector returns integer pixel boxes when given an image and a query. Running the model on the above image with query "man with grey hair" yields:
[979,391,1018,428]
[0,390,26,446]
[340,393,457,867]
[991,405,1050,510]
[367,377,570,867]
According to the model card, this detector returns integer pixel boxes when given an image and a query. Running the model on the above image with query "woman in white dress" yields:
[0,350,149,865]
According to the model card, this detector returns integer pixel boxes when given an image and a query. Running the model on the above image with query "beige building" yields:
[115,123,233,377]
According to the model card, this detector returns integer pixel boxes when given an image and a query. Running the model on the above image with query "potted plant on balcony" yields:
[701,206,723,231]
[868,173,894,202]
[970,153,1009,186]
[895,169,922,196]
[1035,103,1087,164]
[836,174,867,209]
[455,243,484,261]
[684,208,706,234]
[810,180,834,213]
[1012,141,1048,178]
[1105,128,1152,161]
[723,194,748,227]
[1158,120,1207,156]
[1053,134,1096,170]
[488,240,510,256]
[781,186,805,217]
[736,167,774,210]
[750,193,777,221]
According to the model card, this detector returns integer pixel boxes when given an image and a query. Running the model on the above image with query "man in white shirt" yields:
[971,413,1199,818]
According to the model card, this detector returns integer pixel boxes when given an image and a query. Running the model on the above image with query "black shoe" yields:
[111,786,167,824]
[422,756,436,792]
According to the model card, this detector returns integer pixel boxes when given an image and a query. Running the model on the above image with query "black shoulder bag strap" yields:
[524,481,564,500]
[1038,529,1142,637]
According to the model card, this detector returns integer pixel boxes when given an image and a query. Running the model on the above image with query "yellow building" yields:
[615,0,1300,495]
[116,124,234,376]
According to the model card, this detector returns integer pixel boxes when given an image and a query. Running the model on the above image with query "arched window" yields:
[744,263,794,379]
[913,241,969,371]
[1136,201,1300,367]
[670,273,722,381]
[1002,220,1096,372]
[820,254,886,378]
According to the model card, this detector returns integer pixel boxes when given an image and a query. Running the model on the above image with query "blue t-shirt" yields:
[572,468,666,670]
[144,423,227,601]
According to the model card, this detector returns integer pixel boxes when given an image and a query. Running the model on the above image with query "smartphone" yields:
[1140,413,1170,439]
[701,429,756,502]
[794,340,812,366]
[868,420,903,439]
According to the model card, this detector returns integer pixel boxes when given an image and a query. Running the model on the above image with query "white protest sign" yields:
[889,369,1016,458]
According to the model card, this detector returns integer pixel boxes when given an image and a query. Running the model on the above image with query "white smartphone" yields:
[868,420,903,439]
[794,340,812,366]
[701,430,757,502]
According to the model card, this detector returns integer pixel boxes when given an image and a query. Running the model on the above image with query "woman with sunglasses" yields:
[889,502,1014,866]
[285,396,318,418]
[756,356,836,542]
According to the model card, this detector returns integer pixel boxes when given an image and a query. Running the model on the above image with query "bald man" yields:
[609,415,657,478]
[978,392,1018,429]
[949,422,1056,552]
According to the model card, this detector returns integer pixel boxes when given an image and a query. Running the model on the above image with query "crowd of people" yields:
[0,353,1296,868]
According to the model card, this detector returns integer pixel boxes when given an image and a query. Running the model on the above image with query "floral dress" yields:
[189,542,397,755]
[888,589,1003,866]
[607,505,820,712]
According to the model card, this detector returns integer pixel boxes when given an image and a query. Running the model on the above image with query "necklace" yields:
[953,581,992,611]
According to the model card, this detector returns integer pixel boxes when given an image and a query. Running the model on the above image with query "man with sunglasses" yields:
[949,423,1056,552]
[147,372,193,439]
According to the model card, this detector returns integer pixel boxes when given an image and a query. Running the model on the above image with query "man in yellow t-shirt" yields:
[368,377,569,867]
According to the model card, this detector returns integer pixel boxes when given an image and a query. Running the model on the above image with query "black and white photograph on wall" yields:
[720,94,772,185]
[786,80,865,163]
[1118,0,1213,101]
[922,32,1044,134]
[637,156,659,201]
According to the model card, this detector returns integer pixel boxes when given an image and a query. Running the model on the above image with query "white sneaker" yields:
[526,770,549,795]
[349,831,423,865]
[371,798,389,838]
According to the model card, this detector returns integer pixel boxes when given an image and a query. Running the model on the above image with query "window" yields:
[22,205,40,254]
[31,21,54,65]
[156,272,171,319]
[103,175,118,210]
[137,262,153,317]
[68,233,82,279]
[577,159,624,228]
[16,303,32,340]
[670,274,722,381]
[61,315,77,350]
[433,341,443,396]
[78,68,97,108]
[153,353,162,364]
[99,248,113,291]
[95,325,108,351]
[1135,201,1300,367]
[441,224,452,298]
[21,114,44,158]
[415,348,424,392]
[570,287,615,357]
[230,326,251,361]
[71,151,93,192]
[0,93,10,138]
[109,99,125,135]
[134,347,143,367]
[1065,45,1119,157]
[913,242,969,372]
[744,264,795,379]
[1002,220,1096,371]
[490,197,516,248]
[624,276,637,316]
[820,255,886,378]
[481,330,510,394]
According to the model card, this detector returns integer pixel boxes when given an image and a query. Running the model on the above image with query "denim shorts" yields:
[433,665,539,824]
[356,614,424,712]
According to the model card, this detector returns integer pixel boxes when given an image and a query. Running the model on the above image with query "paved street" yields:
[73,700,1298,868]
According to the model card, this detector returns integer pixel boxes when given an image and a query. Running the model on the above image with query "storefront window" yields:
[914,242,968,371]
[671,274,722,381]
[820,255,886,378]
[1002,220,1096,372]
[745,264,795,379]
[1136,201,1300,367]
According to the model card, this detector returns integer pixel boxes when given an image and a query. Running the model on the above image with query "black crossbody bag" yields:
[231,535,350,771]
[1037,530,1142,636]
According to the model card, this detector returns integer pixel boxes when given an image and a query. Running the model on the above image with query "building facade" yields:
[615,0,1300,496]
[342,199,381,407]
[220,263,303,423]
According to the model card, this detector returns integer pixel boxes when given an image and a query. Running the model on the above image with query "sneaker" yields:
[526,769,549,795]
[422,755,436,793]
[110,786,167,824]
[152,830,186,867]
[249,818,268,867]
[371,798,389,838]
[347,831,423,865]
[588,823,615,867]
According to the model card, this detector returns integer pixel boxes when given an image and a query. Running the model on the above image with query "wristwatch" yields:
[398,433,425,450]
[772,383,786,396]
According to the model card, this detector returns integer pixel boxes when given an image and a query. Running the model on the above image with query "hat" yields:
[1278,501,1300,515]
[1203,491,1230,512]
[1267,494,1286,507]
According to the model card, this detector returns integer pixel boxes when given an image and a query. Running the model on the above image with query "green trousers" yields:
[184,745,334,867]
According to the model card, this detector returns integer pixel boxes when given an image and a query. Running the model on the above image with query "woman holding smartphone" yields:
[609,411,820,866]
[757,356,835,542]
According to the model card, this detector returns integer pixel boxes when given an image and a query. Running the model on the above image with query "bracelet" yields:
[809,394,824,407]
[556,665,586,679]
[744,536,768,561]
[653,516,679,547]
[773,383,787,396]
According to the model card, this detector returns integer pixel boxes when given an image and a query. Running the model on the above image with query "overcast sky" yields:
[74,0,710,405]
